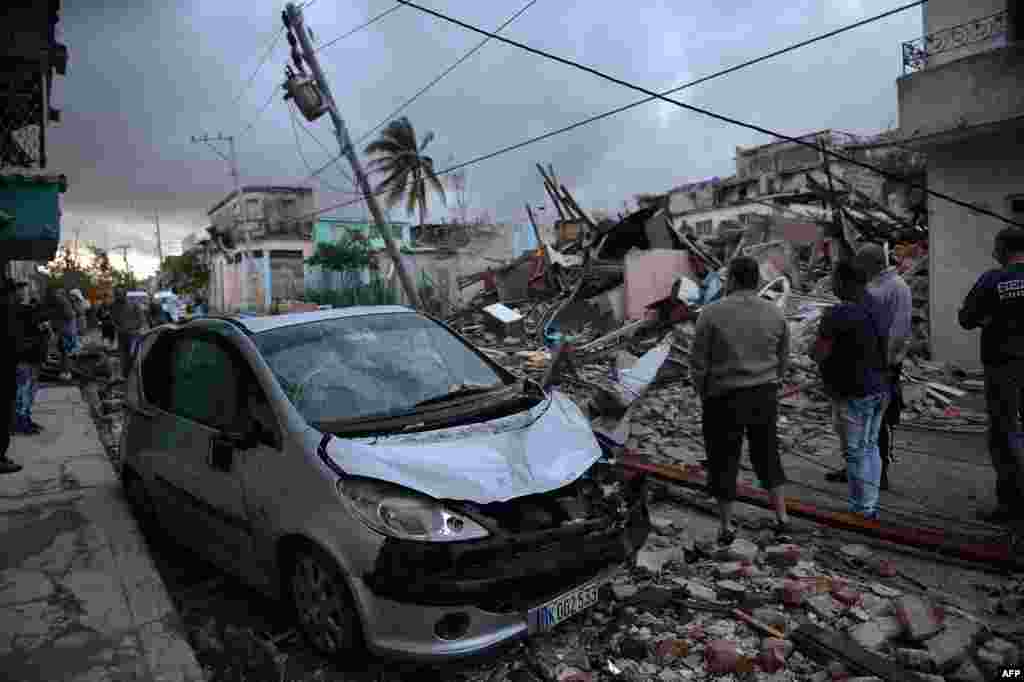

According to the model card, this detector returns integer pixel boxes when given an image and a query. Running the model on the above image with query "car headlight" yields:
[338,478,490,542]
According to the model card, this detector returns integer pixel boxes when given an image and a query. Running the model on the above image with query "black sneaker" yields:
[879,473,890,491]
[0,458,23,474]
[825,469,848,483]
[29,420,44,431]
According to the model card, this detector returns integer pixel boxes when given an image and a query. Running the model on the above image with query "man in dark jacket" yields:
[958,227,1024,523]
[13,284,49,435]
[1,278,24,473]
[111,288,148,381]
[812,260,889,520]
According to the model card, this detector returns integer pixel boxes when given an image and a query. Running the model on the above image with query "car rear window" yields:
[252,312,506,424]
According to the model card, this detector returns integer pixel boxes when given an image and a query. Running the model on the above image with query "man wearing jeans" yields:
[813,261,889,520]
[691,256,792,545]
[958,227,1024,524]
[826,244,913,490]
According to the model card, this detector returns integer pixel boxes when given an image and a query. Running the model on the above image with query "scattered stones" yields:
[760,637,793,673]
[848,616,904,650]
[619,636,648,660]
[0,570,54,606]
[723,538,759,563]
[894,647,935,672]
[895,594,944,641]
[947,658,985,682]
[925,618,981,670]
[654,638,689,660]
[649,515,676,535]
[763,544,803,566]
[870,583,901,598]
[636,547,685,573]
[840,544,872,561]
[859,593,891,617]
[613,583,640,600]
[715,580,747,600]
[671,578,716,602]
[751,607,789,634]
[782,580,806,607]
[704,639,739,674]
[805,593,841,621]
[715,561,745,578]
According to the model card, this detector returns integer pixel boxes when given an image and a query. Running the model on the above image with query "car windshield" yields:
[252,312,508,424]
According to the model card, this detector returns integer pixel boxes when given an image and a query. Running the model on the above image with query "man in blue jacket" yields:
[958,227,1024,524]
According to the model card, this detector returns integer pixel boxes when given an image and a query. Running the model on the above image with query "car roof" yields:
[226,305,414,334]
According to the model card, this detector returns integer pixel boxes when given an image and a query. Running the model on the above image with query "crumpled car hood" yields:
[322,390,601,503]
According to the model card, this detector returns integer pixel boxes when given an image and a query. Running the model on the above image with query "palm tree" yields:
[364,117,446,228]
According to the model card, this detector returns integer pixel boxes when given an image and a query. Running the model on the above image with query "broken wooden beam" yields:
[559,184,597,230]
[790,623,927,682]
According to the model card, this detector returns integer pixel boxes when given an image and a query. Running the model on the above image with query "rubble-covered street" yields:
[68,331,1023,682]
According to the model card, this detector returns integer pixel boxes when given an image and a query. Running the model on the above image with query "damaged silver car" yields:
[119,307,649,660]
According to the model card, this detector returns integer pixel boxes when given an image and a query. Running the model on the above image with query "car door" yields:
[149,332,254,573]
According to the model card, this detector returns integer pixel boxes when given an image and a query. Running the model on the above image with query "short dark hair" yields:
[833,260,868,300]
[728,256,761,290]
[996,227,1024,254]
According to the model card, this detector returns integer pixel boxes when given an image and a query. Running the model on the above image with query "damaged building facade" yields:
[895,0,1023,370]
[204,185,316,313]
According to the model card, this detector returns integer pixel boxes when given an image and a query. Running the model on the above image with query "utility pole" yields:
[192,133,244,312]
[284,3,422,309]
[154,211,163,265]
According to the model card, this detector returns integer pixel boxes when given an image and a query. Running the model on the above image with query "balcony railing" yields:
[902,10,1008,75]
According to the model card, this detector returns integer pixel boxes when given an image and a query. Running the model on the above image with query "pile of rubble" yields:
[456,509,1021,682]
[70,341,1023,682]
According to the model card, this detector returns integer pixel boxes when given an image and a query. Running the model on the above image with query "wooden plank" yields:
[791,624,927,682]
[926,382,967,398]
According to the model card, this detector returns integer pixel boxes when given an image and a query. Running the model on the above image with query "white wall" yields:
[921,0,1008,68]
[927,125,1024,370]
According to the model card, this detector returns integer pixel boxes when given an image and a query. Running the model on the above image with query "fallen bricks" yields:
[619,454,1023,571]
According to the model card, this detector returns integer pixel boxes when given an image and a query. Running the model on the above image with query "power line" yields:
[395,0,1024,229]
[241,5,401,140]
[314,3,403,54]
[288,101,358,196]
[232,28,286,109]
[239,84,280,138]
[292,0,936,222]
[348,0,538,154]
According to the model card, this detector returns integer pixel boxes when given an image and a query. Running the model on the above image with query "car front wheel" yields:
[288,545,361,657]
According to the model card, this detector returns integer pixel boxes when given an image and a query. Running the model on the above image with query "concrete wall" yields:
[927,125,1024,370]
[898,44,1024,137]
[921,0,1008,69]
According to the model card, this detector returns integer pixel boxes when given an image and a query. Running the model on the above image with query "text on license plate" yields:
[531,582,600,633]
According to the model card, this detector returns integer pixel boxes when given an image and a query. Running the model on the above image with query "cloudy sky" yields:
[50,0,922,276]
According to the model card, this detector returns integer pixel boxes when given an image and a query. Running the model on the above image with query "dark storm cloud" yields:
[44,0,921,271]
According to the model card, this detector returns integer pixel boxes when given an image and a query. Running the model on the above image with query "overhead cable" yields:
[394,0,1024,229]
[285,0,951,225]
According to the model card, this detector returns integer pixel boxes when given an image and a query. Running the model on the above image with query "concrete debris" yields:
[848,616,904,650]
[947,658,985,682]
[925,618,981,670]
[895,594,945,641]
[806,593,843,621]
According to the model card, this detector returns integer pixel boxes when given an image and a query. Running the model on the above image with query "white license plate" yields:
[528,581,601,633]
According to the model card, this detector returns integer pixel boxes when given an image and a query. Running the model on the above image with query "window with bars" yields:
[695,220,713,236]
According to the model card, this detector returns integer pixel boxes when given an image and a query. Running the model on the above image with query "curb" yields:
[78,382,207,682]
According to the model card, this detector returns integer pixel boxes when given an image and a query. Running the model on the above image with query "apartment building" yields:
[896,0,1022,369]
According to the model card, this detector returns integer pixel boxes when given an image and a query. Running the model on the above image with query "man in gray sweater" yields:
[691,256,791,545]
